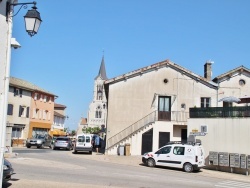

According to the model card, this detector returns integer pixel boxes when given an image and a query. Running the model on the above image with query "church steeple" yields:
[95,56,107,80]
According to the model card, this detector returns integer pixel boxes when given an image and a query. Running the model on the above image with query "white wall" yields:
[107,66,217,140]
[188,118,250,163]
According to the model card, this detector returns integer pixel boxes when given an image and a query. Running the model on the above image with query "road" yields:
[3,147,250,188]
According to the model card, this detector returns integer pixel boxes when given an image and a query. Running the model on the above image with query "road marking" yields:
[215,180,250,188]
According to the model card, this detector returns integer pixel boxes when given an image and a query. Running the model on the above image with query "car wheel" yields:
[183,163,193,172]
[147,158,155,167]
[89,151,92,155]
[53,146,57,150]
[26,145,31,148]
[37,145,41,149]
[74,150,77,154]
[41,144,44,149]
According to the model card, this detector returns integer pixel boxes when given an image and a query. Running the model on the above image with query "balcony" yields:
[189,106,250,118]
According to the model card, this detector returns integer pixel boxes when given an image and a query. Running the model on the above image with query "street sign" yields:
[189,132,206,136]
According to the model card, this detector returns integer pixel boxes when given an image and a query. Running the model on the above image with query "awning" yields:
[49,129,66,136]
[218,96,241,103]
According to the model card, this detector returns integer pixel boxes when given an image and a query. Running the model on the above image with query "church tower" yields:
[87,56,108,129]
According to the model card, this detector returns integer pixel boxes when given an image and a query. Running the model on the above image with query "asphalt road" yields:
[3,147,250,188]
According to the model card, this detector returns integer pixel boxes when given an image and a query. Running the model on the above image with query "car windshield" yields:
[35,135,45,139]
[56,137,69,141]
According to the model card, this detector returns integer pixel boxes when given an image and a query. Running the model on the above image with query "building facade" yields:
[105,60,219,155]
[188,66,250,174]
[50,103,67,137]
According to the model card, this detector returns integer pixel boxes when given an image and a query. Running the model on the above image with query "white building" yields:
[105,60,219,155]
[87,56,108,129]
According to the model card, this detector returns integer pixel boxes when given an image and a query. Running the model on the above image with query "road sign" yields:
[189,132,206,136]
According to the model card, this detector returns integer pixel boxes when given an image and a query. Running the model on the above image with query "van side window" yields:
[156,146,171,154]
[86,136,90,143]
[78,136,85,142]
[173,146,185,155]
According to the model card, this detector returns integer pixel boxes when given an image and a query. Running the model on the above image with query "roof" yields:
[213,66,250,83]
[80,118,87,125]
[54,103,67,109]
[10,77,57,97]
[95,56,108,80]
[54,111,65,118]
[105,59,218,89]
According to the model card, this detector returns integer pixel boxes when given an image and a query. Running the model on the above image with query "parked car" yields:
[74,134,93,154]
[2,158,14,184]
[142,142,205,172]
[26,134,52,149]
[52,137,73,150]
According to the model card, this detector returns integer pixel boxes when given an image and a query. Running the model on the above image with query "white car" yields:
[142,143,205,172]
[74,134,93,154]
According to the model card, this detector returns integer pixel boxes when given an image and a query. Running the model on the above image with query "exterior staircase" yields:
[106,111,157,154]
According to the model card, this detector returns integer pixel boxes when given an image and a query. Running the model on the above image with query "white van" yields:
[74,134,93,154]
[142,142,205,172]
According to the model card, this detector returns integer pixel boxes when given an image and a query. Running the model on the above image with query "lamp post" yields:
[0,0,42,185]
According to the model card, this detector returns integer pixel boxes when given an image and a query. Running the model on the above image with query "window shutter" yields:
[14,87,17,96]
[20,89,23,97]
[26,107,30,118]
[19,105,22,117]
[7,104,13,115]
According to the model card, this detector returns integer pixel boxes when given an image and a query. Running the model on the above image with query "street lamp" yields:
[0,1,42,186]
[6,1,42,36]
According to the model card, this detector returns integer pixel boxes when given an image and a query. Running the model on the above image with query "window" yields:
[40,94,43,101]
[19,105,24,117]
[14,88,19,96]
[95,111,102,118]
[201,97,210,108]
[173,146,185,155]
[201,125,208,133]
[239,79,246,86]
[26,107,30,118]
[156,146,171,154]
[7,104,13,115]
[34,93,38,100]
[12,127,22,138]
[95,106,102,118]
[13,88,22,97]
[18,106,29,118]
[96,85,103,100]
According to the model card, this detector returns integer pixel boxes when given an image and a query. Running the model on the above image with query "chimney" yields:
[204,61,213,81]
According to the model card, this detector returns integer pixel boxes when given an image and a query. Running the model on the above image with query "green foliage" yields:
[71,130,76,136]
[82,127,101,134]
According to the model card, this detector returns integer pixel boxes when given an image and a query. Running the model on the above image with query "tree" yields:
[82,127,101,134]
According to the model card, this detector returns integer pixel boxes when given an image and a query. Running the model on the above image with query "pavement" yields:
[5,147,250,183]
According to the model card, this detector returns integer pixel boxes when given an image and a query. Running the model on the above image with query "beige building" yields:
[105,59,219,155]
[7,77,33,147]
[49,103,67,137]
[8,77,57,141]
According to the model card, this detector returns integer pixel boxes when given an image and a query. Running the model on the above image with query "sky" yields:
[10,0,250,130]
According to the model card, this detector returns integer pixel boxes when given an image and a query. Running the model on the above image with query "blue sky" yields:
[10,1,250,130]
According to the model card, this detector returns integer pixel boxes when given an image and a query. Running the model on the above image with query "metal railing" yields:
[106,111,157,150]
[190,106,250,118]
[106,110,189,150]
